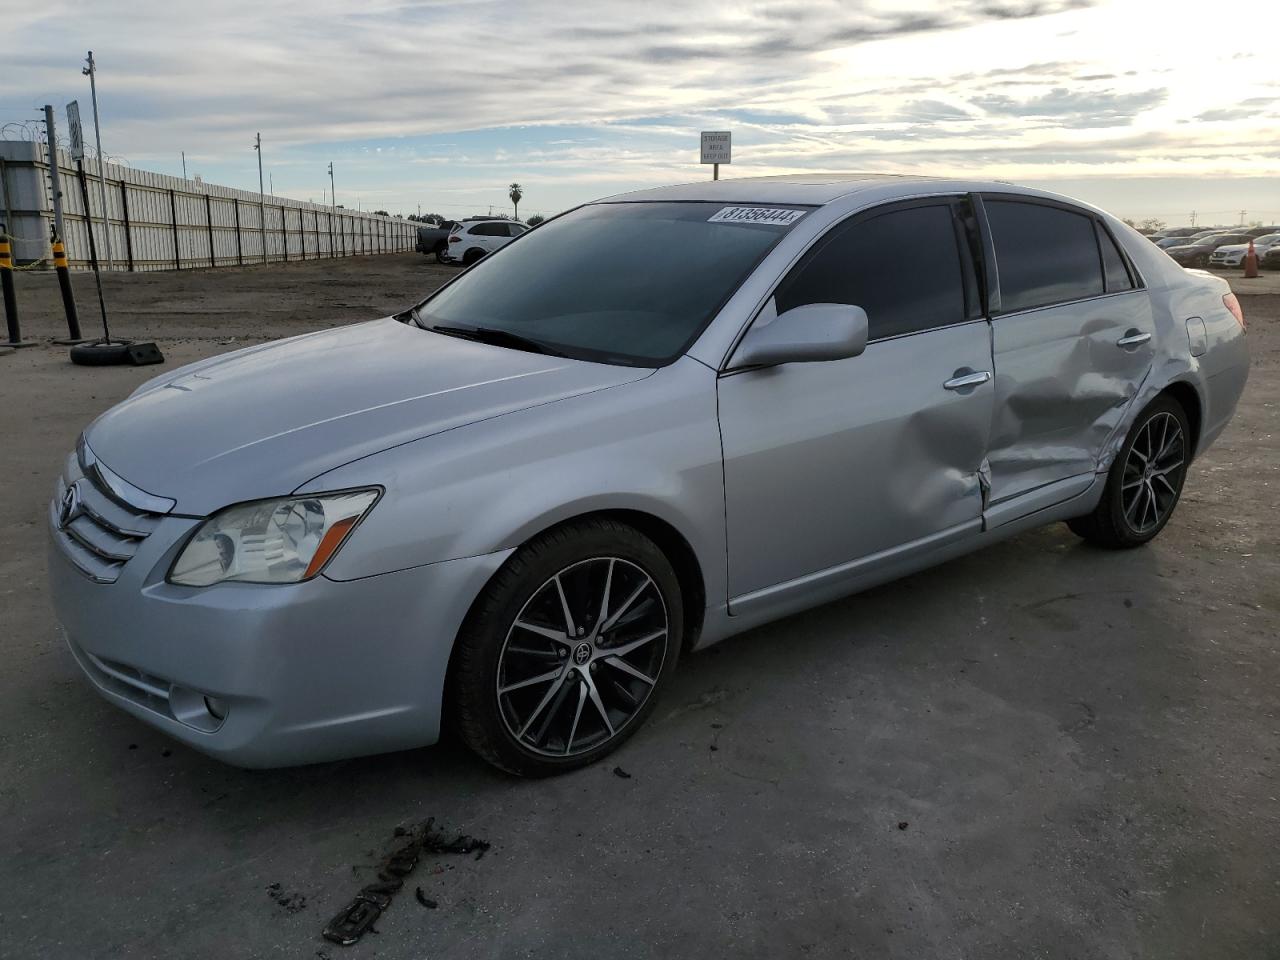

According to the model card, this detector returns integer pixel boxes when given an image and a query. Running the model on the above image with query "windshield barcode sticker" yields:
[708,206,806,226]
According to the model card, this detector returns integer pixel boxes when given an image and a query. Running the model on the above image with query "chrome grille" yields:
[50,438,174,583]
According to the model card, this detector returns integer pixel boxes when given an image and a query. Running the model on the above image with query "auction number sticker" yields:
[708,206,807,226]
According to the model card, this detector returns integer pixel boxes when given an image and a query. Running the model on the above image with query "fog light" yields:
[204,696,227,721]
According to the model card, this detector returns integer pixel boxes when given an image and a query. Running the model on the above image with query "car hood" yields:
[86,317,652,515]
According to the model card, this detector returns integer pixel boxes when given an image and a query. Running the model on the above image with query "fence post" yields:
[328,211,334,258]
[169,188,181,270]
[205,194,215,268]
[233,198,243,266]
[281,205,288,262]
[119,182,135,271]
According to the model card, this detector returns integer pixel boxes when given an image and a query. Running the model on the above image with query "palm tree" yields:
[509,182,523,221]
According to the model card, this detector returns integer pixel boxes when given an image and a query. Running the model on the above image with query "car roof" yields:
[596,173,1088,208]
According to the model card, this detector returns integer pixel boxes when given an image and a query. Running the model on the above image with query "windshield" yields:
[413,201,809,366]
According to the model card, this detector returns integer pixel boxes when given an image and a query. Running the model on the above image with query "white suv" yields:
[446,219,529,265]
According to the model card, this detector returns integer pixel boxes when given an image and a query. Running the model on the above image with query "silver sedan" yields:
[48,175,1249,775]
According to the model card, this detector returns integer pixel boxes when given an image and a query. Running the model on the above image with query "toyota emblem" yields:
[59,481,83,529]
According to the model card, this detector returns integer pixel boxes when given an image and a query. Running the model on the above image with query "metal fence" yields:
[0,141,415,270]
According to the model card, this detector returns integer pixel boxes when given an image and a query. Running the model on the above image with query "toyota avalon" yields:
[48,175,1249,776]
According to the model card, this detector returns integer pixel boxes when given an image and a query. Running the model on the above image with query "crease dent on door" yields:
[988,308,1153,502]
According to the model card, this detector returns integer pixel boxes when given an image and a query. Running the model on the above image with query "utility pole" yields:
[182,151,187,179]
[82,51,114,270]
[328,161,335,209]
[43,105,67,242]
[1190,210,1197,228]
[1239,209,1247,226]
[270,173,274,196]
[254,133,264,196]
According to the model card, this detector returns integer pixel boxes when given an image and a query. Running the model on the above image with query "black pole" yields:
[50,231,86,344]
[169,188,180,270]
[119,182,135,272]
[234,198,243,266]
[75,161,112,342]
[0,227,35,348]
[205,194,215,268]
[328,210,334,258]
[281,205,288,261]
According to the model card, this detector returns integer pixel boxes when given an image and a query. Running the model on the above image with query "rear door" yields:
[979,196,1152,515]
[718,198,995,608]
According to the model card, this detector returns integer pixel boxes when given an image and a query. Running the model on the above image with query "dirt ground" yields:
[1,254,1277,959]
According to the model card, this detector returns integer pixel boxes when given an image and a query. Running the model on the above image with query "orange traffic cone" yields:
[1244,239,1259,278]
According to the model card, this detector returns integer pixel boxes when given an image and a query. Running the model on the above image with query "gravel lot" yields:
[1,255,1277,959]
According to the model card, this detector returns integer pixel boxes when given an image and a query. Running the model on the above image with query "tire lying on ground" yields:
[69,340,134,366]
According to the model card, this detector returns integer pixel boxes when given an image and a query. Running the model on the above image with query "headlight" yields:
[168,489,380,587]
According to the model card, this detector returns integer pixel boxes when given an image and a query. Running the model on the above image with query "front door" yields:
[718,199,994,608]
[979,197,1154,508]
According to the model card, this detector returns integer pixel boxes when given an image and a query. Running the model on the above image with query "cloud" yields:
[973,87,1167,127]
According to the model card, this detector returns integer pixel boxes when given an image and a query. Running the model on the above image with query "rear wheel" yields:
[1067,395,1190,548]
[449,519,682,776]
[462,248,485,266]
[434,246,448,264]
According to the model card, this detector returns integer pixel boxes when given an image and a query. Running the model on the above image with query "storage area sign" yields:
[700,131,731,165]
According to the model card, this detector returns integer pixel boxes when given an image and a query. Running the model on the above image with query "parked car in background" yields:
[1163,233,1254,268]
[1209,233,1280,268]
[415,221,460,262]
[445,219,529,266]
[1263,244,1280,270]
[1150,227,1200,242]
[47,174,1248,775]
[1244,226,1280,238]
[1155,236,1191,249]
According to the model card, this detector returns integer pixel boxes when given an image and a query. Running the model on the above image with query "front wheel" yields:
[448,519,682,776]
[1067,395,1191,548]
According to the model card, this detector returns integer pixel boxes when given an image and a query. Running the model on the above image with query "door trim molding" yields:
[728,518,981,617]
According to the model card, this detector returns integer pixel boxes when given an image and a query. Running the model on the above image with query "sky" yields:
[2,0,1278,225]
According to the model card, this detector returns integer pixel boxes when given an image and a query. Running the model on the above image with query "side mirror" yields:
[731,303,869,368]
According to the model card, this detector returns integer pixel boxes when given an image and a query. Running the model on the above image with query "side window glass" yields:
[774,204,966,340]
[1097,224,1134,292]
[507,223,526,237]
[985,200,1104,312]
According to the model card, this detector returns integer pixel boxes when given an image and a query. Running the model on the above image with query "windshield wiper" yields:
[427,324,570,358]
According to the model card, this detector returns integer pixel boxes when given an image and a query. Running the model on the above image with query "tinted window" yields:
[985,200,1103,312]
[471,222,506,237]
[1097,225,1134,292]
[417,202,803,366]
[506,223,527,237]
[775,204,966,340]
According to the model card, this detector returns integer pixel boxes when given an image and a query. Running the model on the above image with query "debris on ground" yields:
[267,882,309,914]
[321,818,490,946]
[613,766,632,779]
[897,822,909,830]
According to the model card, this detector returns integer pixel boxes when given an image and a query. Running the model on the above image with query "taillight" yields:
[449,235,461,243]
[1223,292,1246,331]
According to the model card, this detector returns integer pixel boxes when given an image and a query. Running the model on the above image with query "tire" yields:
[449,519,683,776]
[1067,395,1191,549]
[69,340,134,366]
[435,247,448,264]
[462,248,485,266]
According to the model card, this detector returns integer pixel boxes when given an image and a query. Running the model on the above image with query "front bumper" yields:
[48,507,510,768]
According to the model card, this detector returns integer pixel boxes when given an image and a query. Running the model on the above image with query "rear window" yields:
[416,202,807,366]
[986,200,1104,312]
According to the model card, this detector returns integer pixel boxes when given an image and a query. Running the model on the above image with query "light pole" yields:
[254,133,266,262]
[328,162,335,209]
[82,51,114,270]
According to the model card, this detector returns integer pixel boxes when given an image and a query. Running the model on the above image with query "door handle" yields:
[943,370,991,390]
[1116,331,1151,348]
